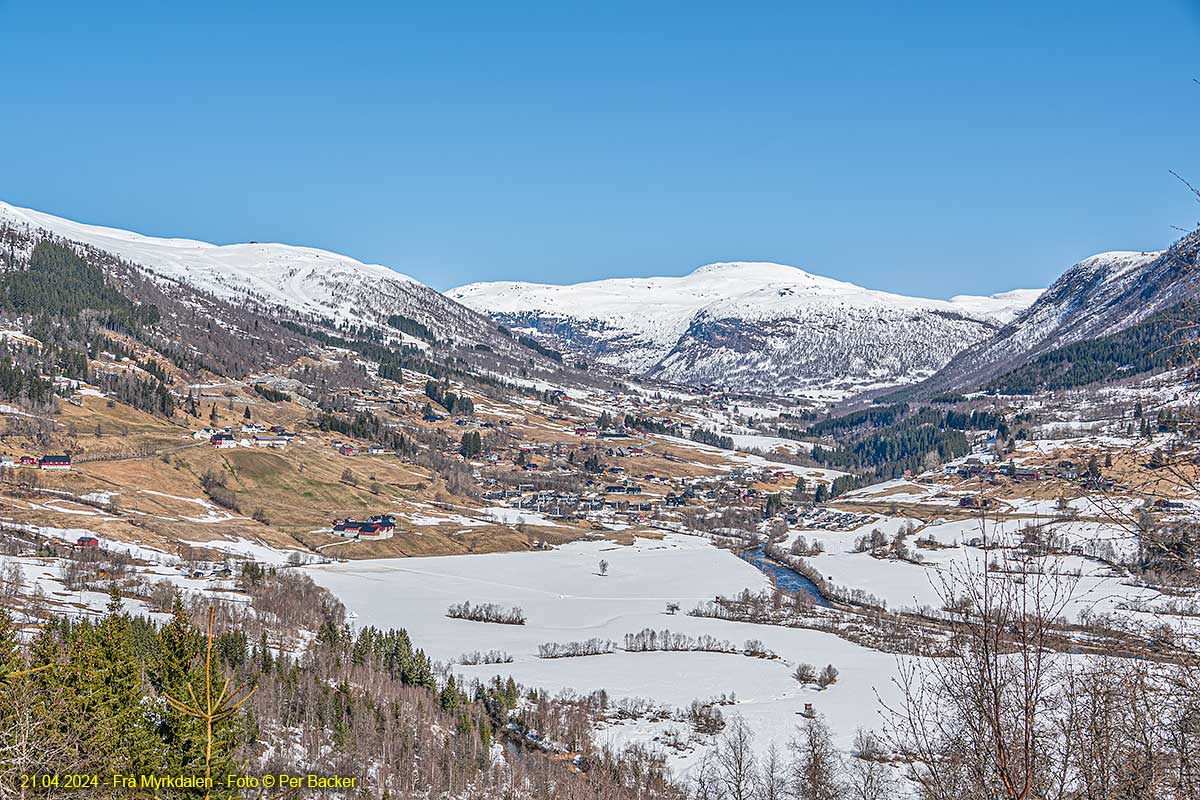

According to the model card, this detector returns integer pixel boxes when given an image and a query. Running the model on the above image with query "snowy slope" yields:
[0,200,499,346]
[925,235,1197,393]
[948,288,1045,324]
[451,262,1042,396]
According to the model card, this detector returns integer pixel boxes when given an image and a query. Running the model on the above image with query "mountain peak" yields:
[452,259,1045,398]
[688,260,812,278]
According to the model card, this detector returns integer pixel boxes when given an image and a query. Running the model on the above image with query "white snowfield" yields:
[789,517,1159,623]
[451,262,1041,373]
[1001,251,1162,347]
[307,534,907,773]
[655,433,846,482]
[306,516,1183,776]
[947,288,1045,324]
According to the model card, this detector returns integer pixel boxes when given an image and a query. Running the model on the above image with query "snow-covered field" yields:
[306,534,906,773]
[728,433,809,454]
[656,433,846,482]
[305,510,1181,776]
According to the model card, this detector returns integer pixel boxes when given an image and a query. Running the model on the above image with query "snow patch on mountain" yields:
[947,288,1045,324]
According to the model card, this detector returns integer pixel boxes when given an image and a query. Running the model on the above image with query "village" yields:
[0,312,1192,794]
[0,337,1183,607]
[3,8,1198,794]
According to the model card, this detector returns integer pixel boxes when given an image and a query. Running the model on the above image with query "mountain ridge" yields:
[0,199,595,391]
[913,237,1196,395]
[450,261,1043,397]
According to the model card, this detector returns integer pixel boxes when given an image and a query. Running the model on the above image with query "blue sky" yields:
[1,1,1198,297]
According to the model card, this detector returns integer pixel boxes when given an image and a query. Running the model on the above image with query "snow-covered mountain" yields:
[923,234,1198,393]
[450,263,1042,397]
[0,201,501,348]
[947,289,1045,325]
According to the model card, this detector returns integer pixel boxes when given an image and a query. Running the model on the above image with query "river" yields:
[740,545,831,607]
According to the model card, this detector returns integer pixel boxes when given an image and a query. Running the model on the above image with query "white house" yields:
[253,435,290,448]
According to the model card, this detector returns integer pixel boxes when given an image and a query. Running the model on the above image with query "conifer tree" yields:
[63,603,162,778]
[149,598,209,780]
[440,674,459,711]
[155,606,250,798]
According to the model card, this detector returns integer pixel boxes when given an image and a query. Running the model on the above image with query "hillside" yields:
[0,201,585,383]
[915,232,1200,395]
[450,262,1041,398]
[0,201,1196,800]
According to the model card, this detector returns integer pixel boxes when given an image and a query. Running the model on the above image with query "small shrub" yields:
[458,650,514,665]
[817,664,839,688]
[793,663,817,684]
[537,639,615,658]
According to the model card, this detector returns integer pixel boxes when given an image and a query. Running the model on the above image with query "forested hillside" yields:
[986,299,1197,394]
[0,568,683,799]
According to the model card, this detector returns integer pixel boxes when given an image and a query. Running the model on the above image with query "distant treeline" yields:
[518,334,563,363]
[252,383,290,403]
[316,409,412,451]
[800,403,909,437]
[0,241,183,417]
[804,406,1004,480]
[0,356,53,407]
[425,379,475,415]
[386,313,435,342]
[0,240,159,330]
[691,428,734,449]
[624,414,680,436]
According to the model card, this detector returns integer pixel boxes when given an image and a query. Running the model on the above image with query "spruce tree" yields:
[64,606,162,779]
[440,674,459,711]
[150,605,245,797]
[148,598,207,777]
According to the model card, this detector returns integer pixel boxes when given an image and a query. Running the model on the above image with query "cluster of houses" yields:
[203,425,296,449]
[332,441,388,457]
[332,514,397,540]
[572,426,631,439]
[664,488,698,507]
[799,508,876,531]
[944,456,1117,489]
[482,485,661,520]
[0,454,71,470]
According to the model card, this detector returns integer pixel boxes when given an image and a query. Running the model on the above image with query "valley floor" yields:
[306,533,909,778]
